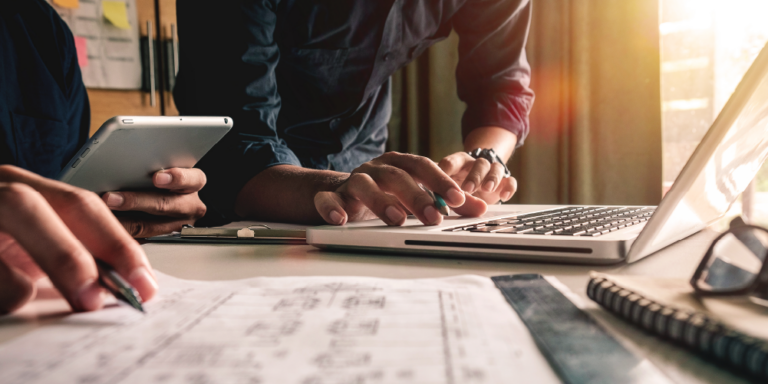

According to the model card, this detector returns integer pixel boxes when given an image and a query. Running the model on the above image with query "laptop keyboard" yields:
[444,206,655,237]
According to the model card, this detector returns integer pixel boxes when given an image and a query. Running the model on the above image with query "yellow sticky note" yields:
[102,1,131,30]
[53,0,80,9]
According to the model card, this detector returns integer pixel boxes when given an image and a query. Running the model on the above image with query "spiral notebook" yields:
[587,272,768,381]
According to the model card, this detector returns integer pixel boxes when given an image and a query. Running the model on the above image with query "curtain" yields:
[388,0,663,206]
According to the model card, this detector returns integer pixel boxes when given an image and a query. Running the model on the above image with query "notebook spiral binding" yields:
[587,276,768,381]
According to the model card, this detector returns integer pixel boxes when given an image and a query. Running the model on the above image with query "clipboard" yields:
[145,224,306,245]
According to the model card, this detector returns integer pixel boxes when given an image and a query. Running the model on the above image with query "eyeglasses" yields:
[690,217,768,307]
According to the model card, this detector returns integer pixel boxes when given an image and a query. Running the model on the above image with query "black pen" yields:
[94,259,145,313]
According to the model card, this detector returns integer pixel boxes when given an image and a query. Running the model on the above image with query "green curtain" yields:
[388,0,663,206]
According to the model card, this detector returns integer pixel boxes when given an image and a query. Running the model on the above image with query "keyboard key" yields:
[553,229,584,236]
[469,227,496,232]
[497,225,536,233]
[489,224,527,233]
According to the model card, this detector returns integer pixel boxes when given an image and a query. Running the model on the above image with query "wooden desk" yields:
[0,228,751,384]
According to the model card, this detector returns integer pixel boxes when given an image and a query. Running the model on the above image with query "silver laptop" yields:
[307,41,768,264]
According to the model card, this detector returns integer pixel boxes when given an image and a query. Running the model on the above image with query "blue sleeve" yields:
[57,7,91,149]
[454,0,535,147]
[175,0,299,222]
[0,0,89,177]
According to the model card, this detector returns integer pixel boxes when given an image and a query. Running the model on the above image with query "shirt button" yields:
[330,118,341,128]
[383,53,391,62]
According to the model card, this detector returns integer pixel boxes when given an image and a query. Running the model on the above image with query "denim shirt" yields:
[0,0,89,179]
[174,0,534,221]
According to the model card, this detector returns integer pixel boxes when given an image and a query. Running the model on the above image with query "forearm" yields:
[234,165,349,224]
[463,126,518,162]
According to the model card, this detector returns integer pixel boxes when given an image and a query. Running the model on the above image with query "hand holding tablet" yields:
[59,116,232,237]
[102,167,208,237]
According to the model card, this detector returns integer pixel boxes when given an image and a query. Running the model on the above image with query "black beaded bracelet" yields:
[467,148,511,177]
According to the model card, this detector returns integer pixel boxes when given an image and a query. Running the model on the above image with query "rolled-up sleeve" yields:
[453,0,535,147]
[175,0,299,221]
[236,0,301,170]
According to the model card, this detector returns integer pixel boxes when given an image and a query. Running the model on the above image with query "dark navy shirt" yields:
[175,0,534,220]
[0,0,90,179]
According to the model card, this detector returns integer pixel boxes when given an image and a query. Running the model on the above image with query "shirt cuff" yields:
[461,94,532,148]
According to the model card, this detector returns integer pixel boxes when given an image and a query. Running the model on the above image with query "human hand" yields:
[102,168,207,238]
[313,152,488,226]
[0,165,157,313]
[438,151,517,204]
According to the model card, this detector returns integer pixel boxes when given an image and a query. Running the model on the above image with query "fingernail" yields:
[129,267,158,299]
[484,181,495,192]
[106,192,124,208]
[462,181,475,193]
[423,205,441,225]
[155,172,173,186]
[385,206,404,224]
[501,191,512,202]
[329,210,344,225]
[76,279,106,311]
[445,188,464,205]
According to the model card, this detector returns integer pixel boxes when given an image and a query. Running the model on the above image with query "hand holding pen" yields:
[0,166,157,314]
[421,184,451,216]
[314,152,487,227]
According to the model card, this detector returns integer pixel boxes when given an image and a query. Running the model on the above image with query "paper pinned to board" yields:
[101,1,131,30]
[0,272,560,384]
[74,36,89,68]
[49,0,142,89]
[53,0,79,9]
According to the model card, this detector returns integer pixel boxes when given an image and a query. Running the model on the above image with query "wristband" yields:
[467,148,511,178]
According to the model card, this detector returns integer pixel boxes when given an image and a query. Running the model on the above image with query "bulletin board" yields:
[48,0,142,90]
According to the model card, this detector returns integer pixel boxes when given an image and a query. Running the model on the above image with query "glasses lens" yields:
[695,227,768,292]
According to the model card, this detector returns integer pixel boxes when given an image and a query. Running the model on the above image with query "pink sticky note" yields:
[74,36,89,68]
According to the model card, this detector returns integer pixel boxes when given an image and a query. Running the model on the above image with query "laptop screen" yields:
[629,41,768,262]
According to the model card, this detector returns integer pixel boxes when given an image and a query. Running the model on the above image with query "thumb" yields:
[314,191,349,225]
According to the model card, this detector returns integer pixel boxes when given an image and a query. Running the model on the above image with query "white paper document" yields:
[0,273,560,384]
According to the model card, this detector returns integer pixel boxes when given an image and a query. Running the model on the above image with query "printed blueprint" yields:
[0,273,560,384]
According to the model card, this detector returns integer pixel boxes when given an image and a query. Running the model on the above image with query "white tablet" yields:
[58,116,232,193]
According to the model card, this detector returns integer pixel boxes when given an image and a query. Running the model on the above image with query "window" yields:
[660,0,768,226]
